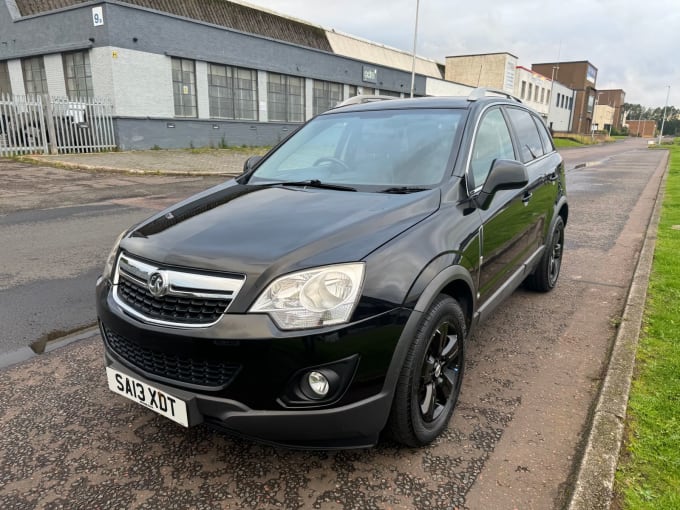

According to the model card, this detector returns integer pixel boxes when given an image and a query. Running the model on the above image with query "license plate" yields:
[106,367,189,427]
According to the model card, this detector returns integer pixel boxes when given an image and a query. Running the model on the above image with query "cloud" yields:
[242,0,678,107]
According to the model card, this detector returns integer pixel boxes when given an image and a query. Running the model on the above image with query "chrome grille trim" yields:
[112,253,245,328]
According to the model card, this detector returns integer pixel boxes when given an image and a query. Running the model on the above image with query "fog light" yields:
[307,371,329,397]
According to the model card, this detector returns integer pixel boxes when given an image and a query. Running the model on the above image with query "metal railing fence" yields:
[0,94,116,156]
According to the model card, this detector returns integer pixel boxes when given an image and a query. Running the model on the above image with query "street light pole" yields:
[409,0,421,98]
[657,85,671,145]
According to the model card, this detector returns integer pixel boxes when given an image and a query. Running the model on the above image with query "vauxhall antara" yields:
[96,91,567,448]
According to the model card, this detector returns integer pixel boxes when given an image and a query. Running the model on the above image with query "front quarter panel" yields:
[360,197,481,313]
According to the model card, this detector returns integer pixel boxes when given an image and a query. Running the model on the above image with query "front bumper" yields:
[96,277,411,448]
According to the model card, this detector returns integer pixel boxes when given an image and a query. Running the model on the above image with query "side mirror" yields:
[243,155,263,174]
[475,159,528,210]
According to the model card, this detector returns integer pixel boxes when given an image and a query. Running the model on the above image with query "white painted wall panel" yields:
[43,53,67,97]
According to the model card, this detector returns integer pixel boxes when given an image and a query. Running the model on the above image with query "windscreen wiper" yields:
[255,179,357,192]
[378,186,431,194]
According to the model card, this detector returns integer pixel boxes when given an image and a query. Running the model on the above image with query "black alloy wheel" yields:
[388,295,466,447]
[419,321,462,423]
[526,215,565,292]
[547,218,564,287]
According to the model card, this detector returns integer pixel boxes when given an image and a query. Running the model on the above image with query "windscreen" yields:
[249,109,464,188]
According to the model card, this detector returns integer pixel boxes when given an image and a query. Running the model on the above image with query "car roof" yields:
[325,91,524,114]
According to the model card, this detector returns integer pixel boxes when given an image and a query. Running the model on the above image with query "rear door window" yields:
[533,116,555,153]
[505,108,545,163]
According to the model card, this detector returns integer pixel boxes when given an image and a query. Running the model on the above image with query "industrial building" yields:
[1,0,472,149]
[1,1,623,150]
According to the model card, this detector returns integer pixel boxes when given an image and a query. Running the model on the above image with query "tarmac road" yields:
[0,138,668,509]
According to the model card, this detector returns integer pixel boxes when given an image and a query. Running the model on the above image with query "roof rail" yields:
[333,94,397,108]
[467,88,522,103]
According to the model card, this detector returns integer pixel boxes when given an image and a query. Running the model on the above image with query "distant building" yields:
[595,89,626,130]
[514,66,574,132]
[531,60,599,135]
[625,120,657,138]
[444,52,518,94]
[593,104,615,133]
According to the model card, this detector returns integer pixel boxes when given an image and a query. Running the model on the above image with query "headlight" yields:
[249,263,365,330]
[103,230,127,280]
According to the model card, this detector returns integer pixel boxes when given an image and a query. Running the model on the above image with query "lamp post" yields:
[548,63,559,130]
[409,0,421,98]
[657,85,671,145]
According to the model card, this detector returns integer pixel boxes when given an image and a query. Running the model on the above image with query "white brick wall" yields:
[195,60,209,119]
[90,46,115,101]
[257,70,268,122]
[104,47,174,118]
[43,54,67,97]
[7,59,25,96]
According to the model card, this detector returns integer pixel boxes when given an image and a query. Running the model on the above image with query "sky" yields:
[240,0,678,108]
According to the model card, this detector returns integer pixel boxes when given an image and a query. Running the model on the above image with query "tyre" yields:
[526,215,565,292]
[388,295,466,447]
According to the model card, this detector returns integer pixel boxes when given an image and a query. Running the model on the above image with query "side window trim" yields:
[504,106,549,165]
[533,115,555,154]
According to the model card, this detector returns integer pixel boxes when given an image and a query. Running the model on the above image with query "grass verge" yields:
[615,143,680,509]
[553,137,586,148]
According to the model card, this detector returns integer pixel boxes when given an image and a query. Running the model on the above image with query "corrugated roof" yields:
[326,31,443,79]
[14,0,333,51]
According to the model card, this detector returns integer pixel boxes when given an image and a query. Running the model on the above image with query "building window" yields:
[267,73,304,123]
[556,93,561,107]
[534,86,539,102]
[22,57,48,95]
[569,97,573,110]
[540,88,545,103]
[363,87,377,95]
[171,58,197,118]
[546,90,550,105]
[527,83,533,102]
[208,63,257,120]
[0,61,11,95]
[313,80,342,115]
[520,81,526,99]
[63,51,93,99]
[348,85,358,98]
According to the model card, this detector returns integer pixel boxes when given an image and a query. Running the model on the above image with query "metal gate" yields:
[0,94,116,156]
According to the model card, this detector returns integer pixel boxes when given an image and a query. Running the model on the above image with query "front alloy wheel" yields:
[388,295,466,447]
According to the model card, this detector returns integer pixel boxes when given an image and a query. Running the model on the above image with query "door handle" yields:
[547,172,559,182]
[522,192,533,203]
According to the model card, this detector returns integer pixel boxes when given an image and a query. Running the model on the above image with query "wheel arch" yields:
[379,266,475,439]
[413,265,476,331]
[557,197,569,226]
[381,264,476,402]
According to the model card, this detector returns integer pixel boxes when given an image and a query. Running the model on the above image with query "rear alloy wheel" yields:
[526,216,564,292]
[388,295,466,447]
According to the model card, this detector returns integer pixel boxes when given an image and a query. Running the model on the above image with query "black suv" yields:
[96,90,567,448]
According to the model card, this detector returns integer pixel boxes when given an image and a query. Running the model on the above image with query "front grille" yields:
[103,325,241,389]
[117,277,229,325]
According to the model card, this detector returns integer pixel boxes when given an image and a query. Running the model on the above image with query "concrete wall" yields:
[425,77,473,97]
[445,53,517,93]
